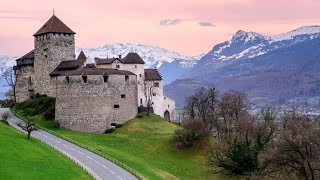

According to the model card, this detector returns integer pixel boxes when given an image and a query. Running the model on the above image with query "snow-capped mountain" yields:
[201,26,320,64]
[76,43,200,68]
[167,26,320,108]
[0,43,202,99]
[76,43,202,84]
[0,55,16,99]
[0,55,16,75]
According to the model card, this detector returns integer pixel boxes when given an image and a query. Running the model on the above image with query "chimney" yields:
[119,55,121,59]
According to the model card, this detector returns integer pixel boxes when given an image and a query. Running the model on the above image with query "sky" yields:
[1,0,320,56]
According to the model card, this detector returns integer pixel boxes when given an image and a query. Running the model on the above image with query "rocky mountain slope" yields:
[165,26,320,108]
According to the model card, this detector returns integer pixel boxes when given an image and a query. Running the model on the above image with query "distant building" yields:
[13,15,176,133]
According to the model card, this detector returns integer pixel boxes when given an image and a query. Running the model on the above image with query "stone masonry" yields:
[55,74,137,133]
[14,14,176,133]
[33,33,75,97]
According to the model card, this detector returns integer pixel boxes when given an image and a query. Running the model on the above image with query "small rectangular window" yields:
[121,94,126,98]
[153,93,156,96]
[116,65,120,68]
[154,82,159,87]
[135,65,137,68]
[103,75,108,82]
[82,76,87,83]
[66,76,70,83]
[111,123,117,126]
[114,105,120,108]
[125,75,129,83]
[139,74,142,77]
[28,76,32,83]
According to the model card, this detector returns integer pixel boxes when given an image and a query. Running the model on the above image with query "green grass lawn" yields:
[0,120,91,180]
[15,107,234,180]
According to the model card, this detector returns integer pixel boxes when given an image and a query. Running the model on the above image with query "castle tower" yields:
[33,15,75,96]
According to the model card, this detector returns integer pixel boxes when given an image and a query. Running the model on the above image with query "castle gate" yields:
[164,110,170,121]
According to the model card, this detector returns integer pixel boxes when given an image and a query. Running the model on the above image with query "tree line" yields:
[171,87,320,180]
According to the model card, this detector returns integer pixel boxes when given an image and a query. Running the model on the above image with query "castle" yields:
[13,15,176,133]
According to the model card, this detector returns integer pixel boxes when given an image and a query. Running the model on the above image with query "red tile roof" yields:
[34,15,75,36]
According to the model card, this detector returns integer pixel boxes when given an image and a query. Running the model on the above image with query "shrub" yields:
[1,112,10,125]
[17,95,55,118]
[35,93,40,98]
[205,122,274,176]
[43,106,55,120]
[1,111,9,121]
[53,121,60,128]
[137,114,144,118]
[111,123,117,126]
[115,124,123,128]
[105,128,115,133]
[170,119,208,149]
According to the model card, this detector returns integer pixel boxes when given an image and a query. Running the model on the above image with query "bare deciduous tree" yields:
[184,87,218,131]
[17,118,36,139]
[1,68,17,104]
[266,109,320,180]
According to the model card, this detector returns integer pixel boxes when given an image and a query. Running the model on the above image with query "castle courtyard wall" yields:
[55,74,138,133]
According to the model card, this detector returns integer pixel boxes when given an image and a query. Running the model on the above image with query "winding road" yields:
[0,108,138,180]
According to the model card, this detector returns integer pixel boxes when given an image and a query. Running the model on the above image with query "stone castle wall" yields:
[55,74,138,133]
[15,65,35,102]
[33,33,75,97]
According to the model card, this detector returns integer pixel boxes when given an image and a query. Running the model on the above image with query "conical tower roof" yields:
[34,15,75,36]
[77,51,87,60]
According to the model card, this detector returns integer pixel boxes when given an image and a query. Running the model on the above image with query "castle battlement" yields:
[14,14,176,133]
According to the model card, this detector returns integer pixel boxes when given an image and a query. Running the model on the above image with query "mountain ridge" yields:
[166,25,320,109]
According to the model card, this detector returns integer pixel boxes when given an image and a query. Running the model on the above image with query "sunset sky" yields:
[1,0,320,56]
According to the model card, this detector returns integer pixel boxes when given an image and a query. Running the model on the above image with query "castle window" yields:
[28,76,32,84]
[111,123,117,126]
[152,102,154,105]
[139,74,142,77]
[125,75,129,83]
[154,82,159,87]
[29,90,35,99]
[114,105,120,108]
[121,94,126,98]
[153,93,156,96]
[116,65,120,68]
[82,76,87,83]
[66,76,70,83]
[103,75,108,83]
[135,65,137,68]
[140,99,143,105]
[168,105,170,108]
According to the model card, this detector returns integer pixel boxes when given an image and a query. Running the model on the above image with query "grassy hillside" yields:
[0,121,91,180]
[14,96,236,179]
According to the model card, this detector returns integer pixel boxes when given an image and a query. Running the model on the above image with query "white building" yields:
[95,53,176,121]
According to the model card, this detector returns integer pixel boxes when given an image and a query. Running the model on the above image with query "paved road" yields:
[0,108,137,180]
